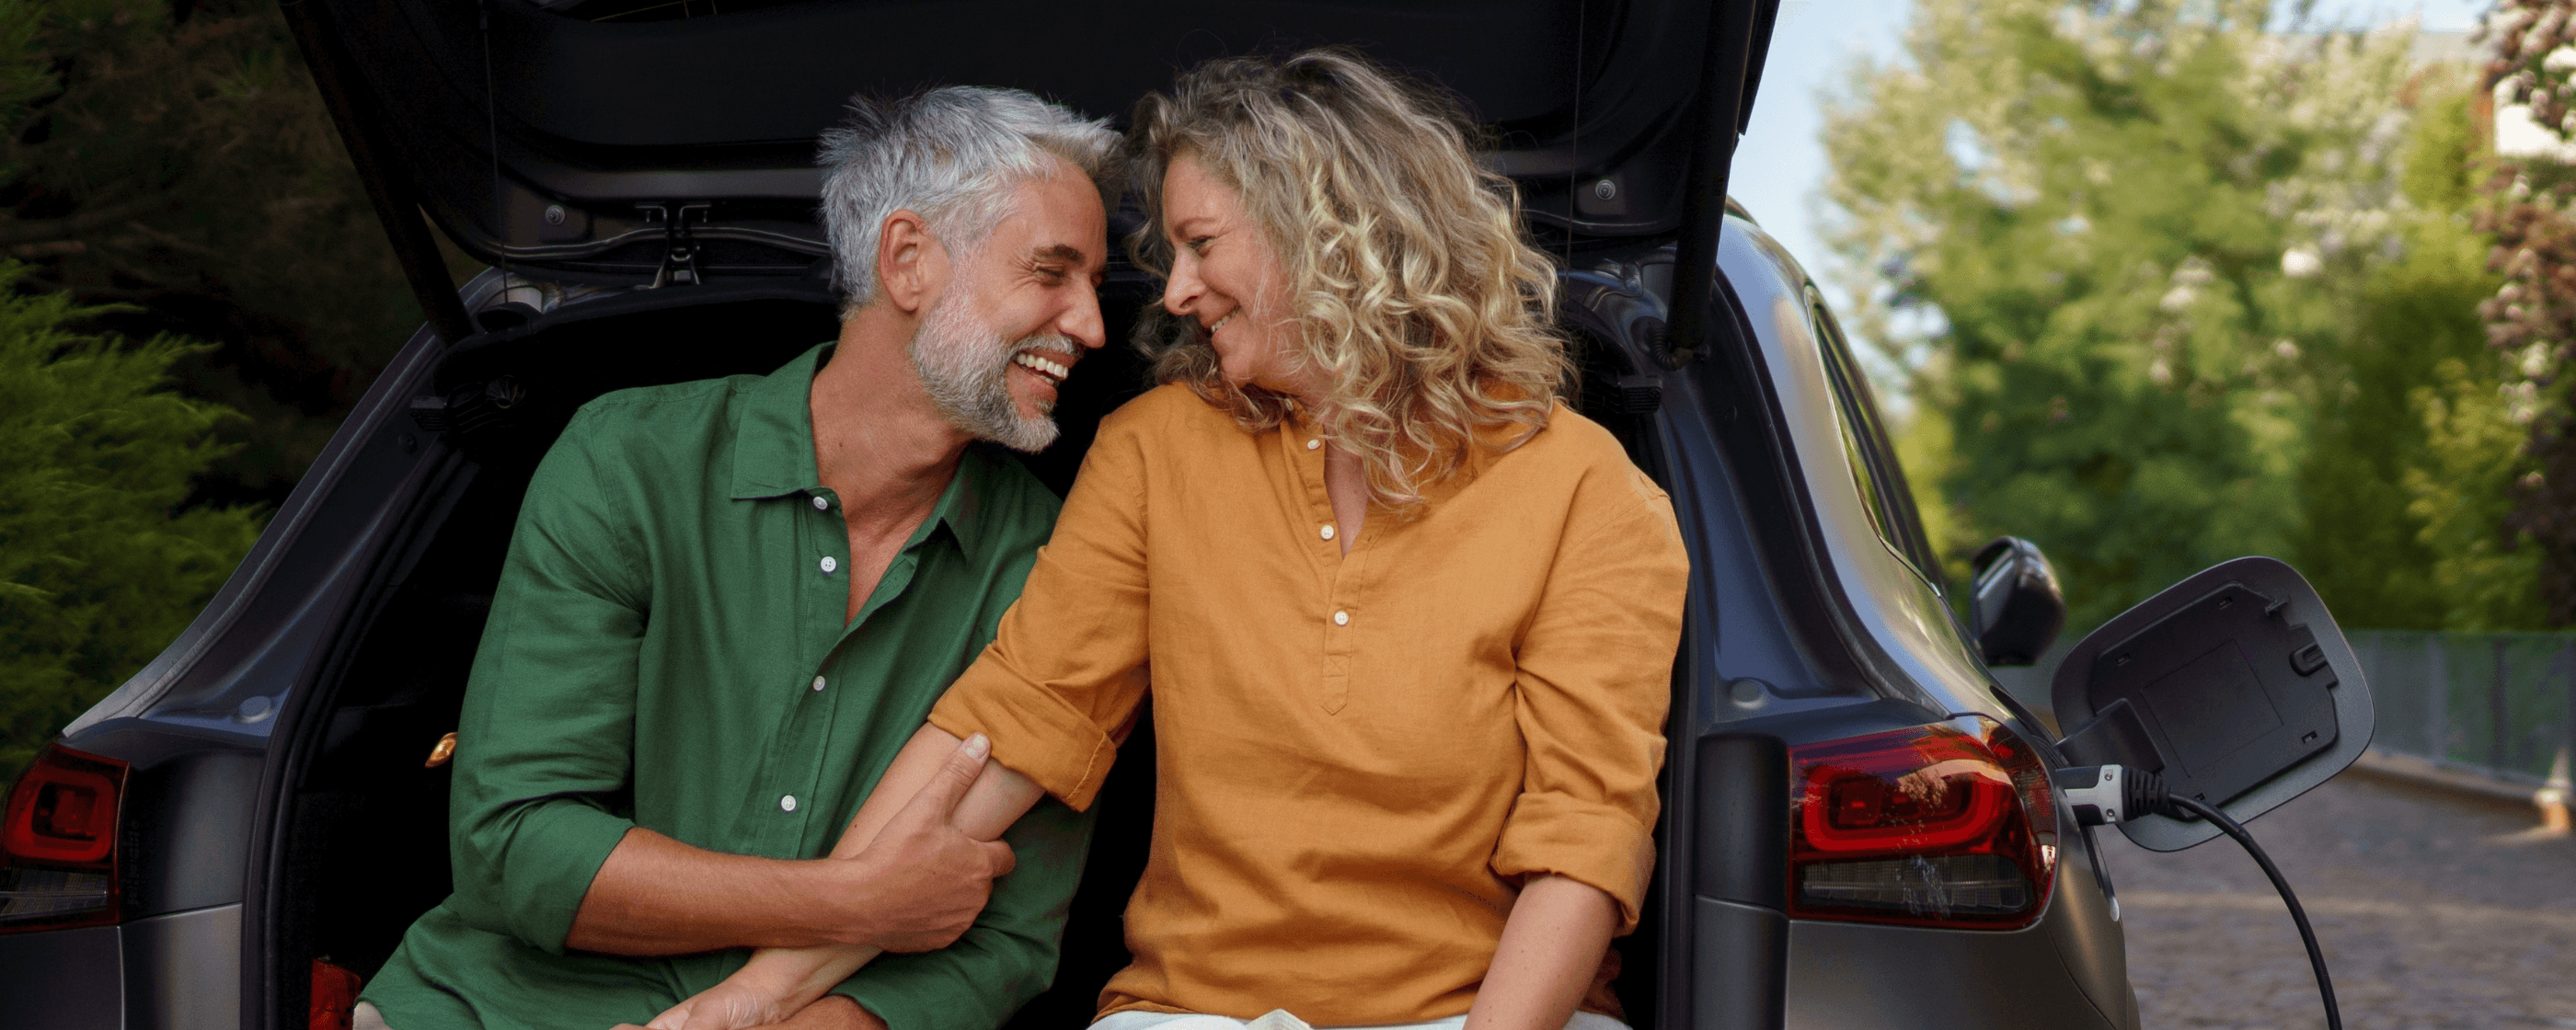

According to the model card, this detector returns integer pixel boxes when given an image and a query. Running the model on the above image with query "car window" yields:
[1806,289,1945,595]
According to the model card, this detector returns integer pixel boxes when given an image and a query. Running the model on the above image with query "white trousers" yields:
[1091,1008,1632,1030]
[351,1001,395,1030]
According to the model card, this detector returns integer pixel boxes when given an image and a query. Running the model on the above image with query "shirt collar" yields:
[1282,403,1547,509]
[728,341,998,564]
[926,446,999,565]
[729,342,833,502]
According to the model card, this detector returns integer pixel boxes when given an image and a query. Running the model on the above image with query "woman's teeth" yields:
[1209,314,1233,337]
[1013,351,1070,381]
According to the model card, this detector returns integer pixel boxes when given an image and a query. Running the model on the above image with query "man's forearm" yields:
[567,828,873,955]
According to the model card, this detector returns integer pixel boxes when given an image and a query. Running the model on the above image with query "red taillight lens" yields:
[1788,717,2057,929]
[1,744,128,933]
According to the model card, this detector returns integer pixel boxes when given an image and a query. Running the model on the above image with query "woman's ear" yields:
[876,210,950,316]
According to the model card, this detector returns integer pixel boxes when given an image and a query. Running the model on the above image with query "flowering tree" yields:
[2478,0,2576,624]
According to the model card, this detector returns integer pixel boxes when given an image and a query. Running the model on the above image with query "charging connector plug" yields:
[2052,764,2169,827]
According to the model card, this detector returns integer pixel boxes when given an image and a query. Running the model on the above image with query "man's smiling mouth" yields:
[1012,349,1074,383]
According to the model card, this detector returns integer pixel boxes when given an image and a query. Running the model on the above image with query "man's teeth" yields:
[1013,352,1070,380]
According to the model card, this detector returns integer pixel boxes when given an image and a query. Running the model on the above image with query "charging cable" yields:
[2053,765,2342,1030]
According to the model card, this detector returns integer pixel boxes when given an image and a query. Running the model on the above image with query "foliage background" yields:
[0,267,260,782]
[1826,0,2548,635]
[0,0,450,783]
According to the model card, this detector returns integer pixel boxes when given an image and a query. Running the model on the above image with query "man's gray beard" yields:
[907,292,1064,453]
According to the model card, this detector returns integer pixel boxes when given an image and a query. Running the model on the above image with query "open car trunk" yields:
[269,269,1682,1026]
[269,0,1766,1020]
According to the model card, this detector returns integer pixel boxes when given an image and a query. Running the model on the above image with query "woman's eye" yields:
[1186,236,1213,254]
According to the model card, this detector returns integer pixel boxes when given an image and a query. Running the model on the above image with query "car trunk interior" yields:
[268,275,1673,1029]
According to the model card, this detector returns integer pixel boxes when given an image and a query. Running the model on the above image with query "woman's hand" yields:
[637,977,788,1030]
[615,992,883,1030]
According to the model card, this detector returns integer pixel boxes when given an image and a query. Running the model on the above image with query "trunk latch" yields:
[641,202,713,288]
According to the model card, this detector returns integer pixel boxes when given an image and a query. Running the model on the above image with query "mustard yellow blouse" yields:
[929,384,1688,1025]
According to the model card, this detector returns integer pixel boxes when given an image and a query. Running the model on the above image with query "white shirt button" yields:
[1333,610,1350,626]
[812,496,829,510]
[1306,438,1321,451]
[820,555,837,575]
[811,676,827,692]
[779,795,798,812]
[1320,525,1336,541]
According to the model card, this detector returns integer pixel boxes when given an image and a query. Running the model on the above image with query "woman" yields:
[661,48,1687,1030]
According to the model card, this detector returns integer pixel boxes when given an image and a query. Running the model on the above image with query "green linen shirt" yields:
[362,343,1092,1030]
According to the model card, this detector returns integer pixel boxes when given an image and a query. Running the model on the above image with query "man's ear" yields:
[877,210,949,316]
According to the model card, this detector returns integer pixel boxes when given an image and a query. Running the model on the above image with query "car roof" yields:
[291,0,1780,286]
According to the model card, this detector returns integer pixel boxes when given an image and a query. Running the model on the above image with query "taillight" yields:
[1,743,128,933]
[1788,716,2057,929]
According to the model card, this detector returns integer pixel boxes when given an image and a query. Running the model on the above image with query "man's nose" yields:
[1063,282,1106,351]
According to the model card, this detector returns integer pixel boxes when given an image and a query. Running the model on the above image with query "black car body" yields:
[0,2,2374,1027]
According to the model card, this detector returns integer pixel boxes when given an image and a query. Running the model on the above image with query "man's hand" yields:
[827,731,1018,952]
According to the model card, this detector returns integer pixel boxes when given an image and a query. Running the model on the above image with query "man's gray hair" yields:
[818,86,1117,315]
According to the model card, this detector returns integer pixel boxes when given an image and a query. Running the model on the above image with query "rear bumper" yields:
[0,903,240,1030]
[1787,918,2128,1030]
[1784,834,2133,1030]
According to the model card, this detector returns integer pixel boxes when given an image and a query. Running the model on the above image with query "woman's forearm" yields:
[1464,875,1622,1030]
[721,726,1049,1010]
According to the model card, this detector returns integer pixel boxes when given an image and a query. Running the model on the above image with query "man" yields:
[356,86,1119,1030]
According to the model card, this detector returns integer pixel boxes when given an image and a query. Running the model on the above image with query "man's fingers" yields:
[902,732,991,822]
[983,839,1017,878]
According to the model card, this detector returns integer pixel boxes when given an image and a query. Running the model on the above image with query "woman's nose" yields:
[1163,252,1203,316]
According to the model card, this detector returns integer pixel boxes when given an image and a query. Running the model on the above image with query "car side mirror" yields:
[2050,556,2375,852]
[1970,537,2065,666]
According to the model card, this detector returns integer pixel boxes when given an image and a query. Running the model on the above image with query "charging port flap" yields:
[2050,556,2375,852]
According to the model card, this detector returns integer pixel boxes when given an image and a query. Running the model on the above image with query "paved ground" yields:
[2098,773,2576,1029]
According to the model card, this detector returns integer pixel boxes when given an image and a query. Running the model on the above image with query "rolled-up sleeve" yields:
[445,411,650,953]
[927,406,1155,812]
[1490,469,1688,934]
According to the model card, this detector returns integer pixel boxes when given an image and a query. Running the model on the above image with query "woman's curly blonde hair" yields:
[1125,47,1570,510]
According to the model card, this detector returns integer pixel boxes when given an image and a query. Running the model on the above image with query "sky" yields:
[1729,0,2499,316]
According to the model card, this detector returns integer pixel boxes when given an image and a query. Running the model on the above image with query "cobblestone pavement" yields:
[2095,773,2576,1029]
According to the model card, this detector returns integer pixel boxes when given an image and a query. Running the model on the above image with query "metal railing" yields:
[2349,630,2576,787]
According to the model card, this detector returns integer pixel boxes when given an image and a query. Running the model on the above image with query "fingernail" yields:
[964,733,991,758]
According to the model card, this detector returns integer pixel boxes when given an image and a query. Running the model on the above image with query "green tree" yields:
[2294,74,2543,630]
[1826,0,2422,629]
[0,261,261,784]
